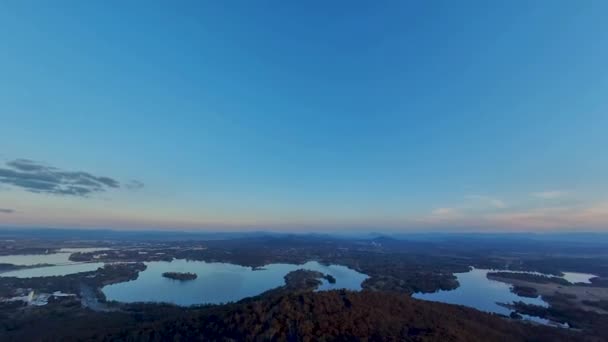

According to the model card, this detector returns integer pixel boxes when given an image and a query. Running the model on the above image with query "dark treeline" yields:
[0,290,588,341]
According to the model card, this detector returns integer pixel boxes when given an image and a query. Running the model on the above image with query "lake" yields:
[412,268,595,326]
[561,272,597,284]
[0,247,110,266]
[0,248,110,278]
[482,269,598,285]
[102,260,368,306]
[0,262,105,278]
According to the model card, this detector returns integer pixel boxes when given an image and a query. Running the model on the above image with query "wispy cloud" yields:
[417,190,608,230]
[0,159,144,197]
[0,208,14,214]
[485,201,608,230]
[421,195,507,225]
[432,207,459,216]
[465,195,507,209]
[422,199,608,230]
[531,190,567,199]
[416,207,462,224]
[125,180,144,190]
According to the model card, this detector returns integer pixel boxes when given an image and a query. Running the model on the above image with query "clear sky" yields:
[1,1,607,232]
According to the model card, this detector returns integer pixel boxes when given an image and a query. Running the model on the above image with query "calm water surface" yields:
[0,262,105,278]
[102,260,368,306]
[0,253,72,266]
[561,272,597,284]
[413,268,552,324]
[0,248,110,277]
[495,269,597,285]
[412,268,591,326]
[0,248,110,266]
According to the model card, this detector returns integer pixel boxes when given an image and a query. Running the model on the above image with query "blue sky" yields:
[1,1,607,231]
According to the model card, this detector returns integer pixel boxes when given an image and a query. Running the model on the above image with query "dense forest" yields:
[1,290,589,341]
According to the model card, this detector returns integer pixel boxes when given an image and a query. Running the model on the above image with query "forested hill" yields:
[98,291,578,341]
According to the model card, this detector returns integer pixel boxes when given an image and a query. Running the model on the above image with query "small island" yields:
[324,274,336,284]
[162,272,197,281]
[486,272,569,285]
[284,270,324,291]
[511,285,539,298]
[281,270,338,291]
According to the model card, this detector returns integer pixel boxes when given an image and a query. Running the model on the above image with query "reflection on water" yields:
[412,267,595,327]
[495,269,598,285]
[0,262,105,278]
[561,272,597,284]
[102,260,368,306]
[58,247,110,254]
[0,248,110,278]
[0,253,73,266]
[413,268,552,324]
[0,248,110,266]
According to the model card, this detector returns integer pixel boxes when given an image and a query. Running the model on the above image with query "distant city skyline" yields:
[1,2,607,232]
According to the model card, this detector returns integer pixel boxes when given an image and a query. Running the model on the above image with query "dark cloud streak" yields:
[0,208,15,214]
[0,159,143,197]
[6,159,48,172]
